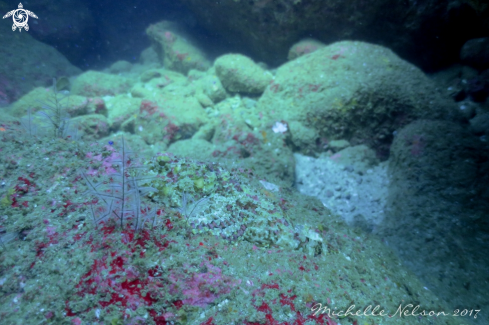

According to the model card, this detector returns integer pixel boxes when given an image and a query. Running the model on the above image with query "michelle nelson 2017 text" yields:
[311,303,481,319]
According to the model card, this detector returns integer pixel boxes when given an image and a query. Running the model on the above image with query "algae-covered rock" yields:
[71,114,110,140]
[214,54,273,94]
[288,120,318,155]
[258,41,463,157]
[139,46,159,65]
[381,119,489,316]
[131,69,190,99]
[127,95,207,146]
[0,134,467,325]
[460,37,489,70]
[8,87,56,117]
[104,95,141,131]
[71,71,133,97]
[167,138,216,161]
[146,21,211,74]
[139,69,162,83]
[193,74,227,104]
[8,86,107,120]
[207,100,296,184]
[194,90,214,108]
[288,38,326,60]
[108,60,133,74]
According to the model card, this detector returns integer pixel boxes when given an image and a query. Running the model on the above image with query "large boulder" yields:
[460,37,489,70]
[257,41,463,158]
[8,87,105,118]
[146,21,211,74]
[71,71,134,97]
[122,95,208,147]
[379,119,489,314]
[214,54,273,94]
[0,133,462,324]
[288,38,326,61]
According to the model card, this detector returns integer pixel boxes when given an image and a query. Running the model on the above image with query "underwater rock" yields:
[460,37,489,70]
[108,60,133,74]
[103,95,141,132]
[470,111,489,135]
[288,38,326,60]
[146,21,211,74]
[208,99,296,184]
[167,138,216,161]
[192,73,227,104]
[0,132,468,324]
[380,119,489,312]
[139,69,162,83]
[288,120,319,155]
[139,46,159,66]
[429,64,479,103]
[71,71,133,97]
[214,54,273,94]
[8,87,105,120]
[258,41,463,157]
[129,95,207,147]
[71,113,110,141]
